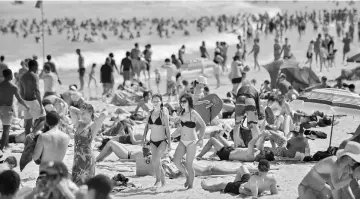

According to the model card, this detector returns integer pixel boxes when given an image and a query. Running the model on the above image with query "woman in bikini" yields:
[142,94,171,188]
[298,141,360,199]
[173,93,206,189]
[69,103,107,185]
[96,140,144,162]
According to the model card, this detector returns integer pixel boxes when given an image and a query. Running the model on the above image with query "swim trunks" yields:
[216,146,235,161]
[23,100,46,120]
[78,68,86,77]
[231,77,242,84]
[0,106,13,126]
[224,173,251,194]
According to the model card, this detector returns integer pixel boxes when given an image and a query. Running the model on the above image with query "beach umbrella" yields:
[346,53,360,63]
[263,59,300,89]
[296,88,360,147]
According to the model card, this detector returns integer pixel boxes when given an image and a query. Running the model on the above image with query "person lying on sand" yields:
[100,117,142,145]
[196,132,275,162]
[298,141,360,199]
[96,140,144,162]
[201,159,278,197]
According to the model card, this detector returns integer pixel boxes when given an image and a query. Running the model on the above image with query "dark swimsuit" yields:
[148,113,167,148]
[180,111,196,128]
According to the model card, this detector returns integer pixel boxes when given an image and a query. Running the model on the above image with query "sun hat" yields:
[196,76,207,85]
[337,141,360,163]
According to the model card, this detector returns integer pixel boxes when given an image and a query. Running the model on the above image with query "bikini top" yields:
[148,110,163,125]
[180,111,196,128]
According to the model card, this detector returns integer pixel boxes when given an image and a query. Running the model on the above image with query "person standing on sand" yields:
[0,69,30,152]
[298,141,360,199]
[120,51,133,86]
[76,49,85,91]
[305,40,314,68]
[131,43,141,79]
[220,42,229,72]
[201,160,278,197]
[88,63,97,89]
[108,53,119,93]
[0,55,8,83]
[69,103,107,185]
[343,32,352,65]
[171,54,182,70]
[173,93,206,189]
[100,58,113,97]
[39,64,59,98]
[273,38,281,61]
[32,111,70,172]
[143,44,153,79]
[230,55,243,96]
[248,38,260,71]
[280,37,292,59]
[19,60,46,136]
[314,34,322,65]
[178,45,185,64]
[161,58,177,102]
[200,41,209,59]
[45,55,61,85]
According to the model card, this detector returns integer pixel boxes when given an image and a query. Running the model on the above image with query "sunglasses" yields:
[180,100,187,104]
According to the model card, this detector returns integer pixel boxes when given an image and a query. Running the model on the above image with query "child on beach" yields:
[305,40,314,68]
[88,63,97,88]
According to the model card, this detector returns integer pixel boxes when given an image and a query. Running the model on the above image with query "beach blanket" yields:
[20,133,40,171]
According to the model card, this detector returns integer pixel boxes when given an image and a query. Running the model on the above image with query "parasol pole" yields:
[41,3,45,67]
[328,114,335,148]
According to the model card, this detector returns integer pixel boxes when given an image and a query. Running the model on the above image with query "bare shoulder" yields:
[267,174,277,183]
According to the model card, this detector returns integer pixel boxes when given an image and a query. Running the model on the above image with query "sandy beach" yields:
[1,1,360,198]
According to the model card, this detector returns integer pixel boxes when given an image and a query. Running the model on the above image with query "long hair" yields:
[152,94,163,109]
[179,93,194,115]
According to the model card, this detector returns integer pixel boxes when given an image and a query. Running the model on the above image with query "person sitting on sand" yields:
[32,111,70,172]
[132,91,152,118]
[101,116,142,145]
[298,141,360,199]
[197,132,274,162]
[201,159,278,197]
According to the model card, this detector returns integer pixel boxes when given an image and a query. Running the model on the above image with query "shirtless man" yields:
[0,55,8,83]
[76,49,85,91]
[32,111,70,171]
[0,69,30,152]
[199,41,210,59]
[248,39,260,71]
[196,133,275,162]
[19,60,46,136]
[280,37,292,59]
[39,64,58,98]
[201,159,278,197]
[273,38,281,61]
[132,91,152,116]
[130,43,141,78]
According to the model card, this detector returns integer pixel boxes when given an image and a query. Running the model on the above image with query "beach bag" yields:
[162,160,181,179]
[135,156,154,176]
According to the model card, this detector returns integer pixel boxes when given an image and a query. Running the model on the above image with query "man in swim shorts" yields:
[197,133,274,162]
[0,69,30,151]
[19,60,46,136]
[201,159,278,197]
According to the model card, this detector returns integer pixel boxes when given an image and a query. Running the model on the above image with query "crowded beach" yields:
[1,1,360,199]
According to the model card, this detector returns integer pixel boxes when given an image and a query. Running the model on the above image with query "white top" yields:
[41,72,58,92]
[161,63,177,81]
[307,43,314,53]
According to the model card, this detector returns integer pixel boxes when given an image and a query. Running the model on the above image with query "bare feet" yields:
[184,176,189,188]
[200,180,208,189]
[153,181,161,188]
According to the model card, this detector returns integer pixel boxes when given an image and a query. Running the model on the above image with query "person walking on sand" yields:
[314,34,322,66]
[131,43,141,79]
[280,37,292,60]
[230,55,243,96]
[0,69,30,152]
[273,38,282,61]
[143,44,153,79]
[120,51,133,86]
[76,49,85,91]
[142,94,171,188]
[45,55,61,84]
[213,58,222,88]
[69,103,107,185]
[201,159,278,197]
[88,63,97,89]
[305,40,314,68]
[100,58,114,97]
[19,60,46,136]
[298,141,360,199]
[161,58,177,102]
[173,93,206,189]
[343,32,352,65]
[178,45,186,65]
[200,41,210,59]
[39,64,59,98]
[248,38,260,71]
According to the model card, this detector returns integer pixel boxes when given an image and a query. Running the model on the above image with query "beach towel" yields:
[20,133,40,171]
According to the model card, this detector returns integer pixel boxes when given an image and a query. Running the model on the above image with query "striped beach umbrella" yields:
[297,88,360,147]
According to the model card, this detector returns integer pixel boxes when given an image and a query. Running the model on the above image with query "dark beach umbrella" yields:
[297,88,360,147]
[263,59,300,89]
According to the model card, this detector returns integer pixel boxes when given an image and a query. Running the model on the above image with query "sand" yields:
[1,1,360,198]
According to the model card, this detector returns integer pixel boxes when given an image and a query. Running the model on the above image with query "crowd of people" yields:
[1,5,360,199]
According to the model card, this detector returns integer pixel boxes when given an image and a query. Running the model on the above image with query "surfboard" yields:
[194,94,223,131]
[181,58,216,71]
